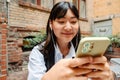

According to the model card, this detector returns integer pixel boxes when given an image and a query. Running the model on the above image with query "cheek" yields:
[52,27,61,36]
[74,26,79,34]
[75,27,79,31]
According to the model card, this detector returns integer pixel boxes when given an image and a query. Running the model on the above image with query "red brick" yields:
[0,75,7,80]
[1,49,6,54]
[1,65,7,70]
[1,61,6,65]
[1,39,6,44]
[1,55,6,60]
[1,70,7,75]
[1,23,7,29]
[12,43,17,47]
[17,39,23,46]
[1,34,7,39]
[1,44,6,50]
[1,29,7,34]
[0,14,7,80]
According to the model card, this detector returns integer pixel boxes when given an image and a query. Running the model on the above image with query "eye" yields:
[57,21,65,24]
[55,18,66,24]
[70,21,77,24]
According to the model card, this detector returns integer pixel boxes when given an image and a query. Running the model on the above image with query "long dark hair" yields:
[40,1,81,71]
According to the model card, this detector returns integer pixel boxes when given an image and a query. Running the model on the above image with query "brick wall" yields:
[7,0,50,63]
[0,17,7,80]
[8,0,49,28]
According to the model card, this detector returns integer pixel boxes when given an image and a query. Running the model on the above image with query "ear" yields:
[50,24,52,30]
[49,21,52,30]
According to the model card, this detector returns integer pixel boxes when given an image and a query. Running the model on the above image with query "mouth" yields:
[62,32,73,35]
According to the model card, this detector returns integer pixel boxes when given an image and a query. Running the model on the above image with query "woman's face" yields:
[51,9,79,43]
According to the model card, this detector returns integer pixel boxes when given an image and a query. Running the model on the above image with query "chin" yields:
[63,38,73,43]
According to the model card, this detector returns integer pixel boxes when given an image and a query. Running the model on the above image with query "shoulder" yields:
[32,41,45,51]
[37,41,45,50]
[29,42,45,58]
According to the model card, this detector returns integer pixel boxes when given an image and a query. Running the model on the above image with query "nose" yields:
[64,21,72,31]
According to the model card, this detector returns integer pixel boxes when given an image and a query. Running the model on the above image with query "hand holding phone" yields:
[76,37,110,57]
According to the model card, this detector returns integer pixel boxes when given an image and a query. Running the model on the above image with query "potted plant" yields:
[23,32,46,51]
[109,34,120,52]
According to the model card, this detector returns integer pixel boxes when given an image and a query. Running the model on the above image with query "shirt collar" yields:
[54,42,76,63]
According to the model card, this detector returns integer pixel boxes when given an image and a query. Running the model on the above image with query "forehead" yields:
[64,9,76,18]
[56,9,76,20]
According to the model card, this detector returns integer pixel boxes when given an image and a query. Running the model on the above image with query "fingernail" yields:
[88,57,93,63]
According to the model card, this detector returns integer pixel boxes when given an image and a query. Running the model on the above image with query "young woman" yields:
[28,1,114,80]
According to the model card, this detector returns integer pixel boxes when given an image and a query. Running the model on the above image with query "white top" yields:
[27,43,76,80]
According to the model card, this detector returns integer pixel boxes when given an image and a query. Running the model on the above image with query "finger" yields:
[87,70,110,79]
[93,56,107,64]
[72,68,92,76]
[81,62,110,71]
[68,57,93,67]
[69,76,88,80]
[90,78,101,80]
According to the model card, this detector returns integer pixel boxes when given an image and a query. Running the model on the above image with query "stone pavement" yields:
[7,51,29,80]
[110,58,120,79]
[7,70,28,80]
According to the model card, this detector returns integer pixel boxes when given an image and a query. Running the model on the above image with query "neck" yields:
[57,40,70,57]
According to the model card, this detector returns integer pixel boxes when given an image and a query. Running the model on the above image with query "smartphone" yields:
[76,37,110,57]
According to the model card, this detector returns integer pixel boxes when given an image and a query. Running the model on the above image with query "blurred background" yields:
[0,0,120,80]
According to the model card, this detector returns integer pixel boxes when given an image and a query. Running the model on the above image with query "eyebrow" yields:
[70,17,77,19]
[68,16,77,18]
[59,16,77,19]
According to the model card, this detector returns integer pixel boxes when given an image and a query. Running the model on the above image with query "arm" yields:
[28,46,47,80]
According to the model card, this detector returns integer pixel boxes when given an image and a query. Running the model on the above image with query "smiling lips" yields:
[62,32,73,35]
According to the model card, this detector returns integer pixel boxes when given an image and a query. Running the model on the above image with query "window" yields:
[80,0,86,18]
[72,0,78,9]
[22,0,54,9]
[23,0,38,4]
[31,0,36,4]
[41,0,54,9]
[72,0,87,19]
[93,20,112,37]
